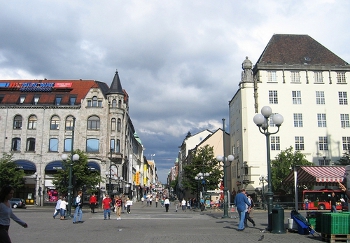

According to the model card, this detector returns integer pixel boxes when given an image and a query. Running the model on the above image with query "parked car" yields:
[9,198,26,208]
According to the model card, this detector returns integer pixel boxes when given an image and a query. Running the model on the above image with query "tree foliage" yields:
[0,153,25,189]
[52,150,103,195]
[335,152,350,165]
[271,146,313,192]
[182,145,223,194]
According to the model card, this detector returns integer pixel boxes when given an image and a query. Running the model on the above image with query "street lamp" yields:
[195,172,210,208]
[61,153,80,218]
[253,106,284,231]
[259,175,267,210]
[105,165,123,197]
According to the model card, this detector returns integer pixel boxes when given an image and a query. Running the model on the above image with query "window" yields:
[337,72,346,83]
[271,136,280,150]
[65,116,75,130]
[26,138,35,152]
[19,95,26,104]
[314,72,323,83]
[342,137,350,151]
[55,96,62,105]
[292,91,302,104]
[317,114,327,127]
[50,116,60,130]
[111,118,116,131]
[316,91,325,104]
[88,96,102,107]
[269,113,278,127]
[339,92,348,105]
[269,90,278,104]
[341,114,350,128]
[319,137,328,150]
[0,95,4,103]
[11,138,21,151]
[110,139,115,152]
[69,96,76,105]
[319,158,330,166]
[291,71,300,83]
[13,115,22,129]
[28,115,37,130]
[87,116,100,130]
[116,139,120,153]
[118,100,122,108]
[267,71,277,82]
[86,138,99,152]
[33,95,40,105]
[117,118,121,132]
[49,138,58,152]
[293,113,303,127]
[64,138,72,152]
[295,136,304,150]
[112,99,117,108]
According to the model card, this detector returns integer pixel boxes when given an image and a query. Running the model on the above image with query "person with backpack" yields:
[244,195,256,227]
[73,191,83,224]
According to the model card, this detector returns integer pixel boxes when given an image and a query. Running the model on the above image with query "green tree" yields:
[0,153,25,189]
[53,150,103,195]
[271,146,312,192]
[335,152,350,165]
[182,145,223,195]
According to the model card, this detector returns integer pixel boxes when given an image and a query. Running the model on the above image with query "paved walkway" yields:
[9,202,324,243]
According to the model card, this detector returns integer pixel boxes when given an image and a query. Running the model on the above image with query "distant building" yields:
[0,71,145,205]
[229,34,350,194]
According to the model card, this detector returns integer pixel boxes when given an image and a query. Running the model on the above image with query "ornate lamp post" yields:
[253,106,284,231]
[105,165,123,196]
[259,175,267,210]
[61,153,80,218]
[195,172,210,208]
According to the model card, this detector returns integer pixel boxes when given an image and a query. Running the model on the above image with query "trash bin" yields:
[272,205,285,234]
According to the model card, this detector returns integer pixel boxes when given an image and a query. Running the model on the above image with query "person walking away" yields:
[181,199,186,212]
[0,185,28,243]
[164,197,170,212]
[234,189,251,231]
[102,194,112,219]
[330,191,337,213]
[155,196,159,207]
[244,196,255,227]
[60,197,68,220]
[126,198,132,214]
[115,195,122,220]
[53,196,62,219]
[89,193,97,213]
[73,191,83,224]
[149,196,153,206]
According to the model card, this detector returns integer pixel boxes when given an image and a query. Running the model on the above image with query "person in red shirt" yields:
[102,194,112,220]
[114,195,123,220]
[89,193,97,213]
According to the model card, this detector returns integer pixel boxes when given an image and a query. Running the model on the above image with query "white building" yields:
[229,34,350,194]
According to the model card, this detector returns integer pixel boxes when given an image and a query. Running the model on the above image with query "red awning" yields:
[283,166,345,186]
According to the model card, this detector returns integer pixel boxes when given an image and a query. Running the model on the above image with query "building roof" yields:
[255,34,348,67]
[107,70,124,95]
[0,79,104,106]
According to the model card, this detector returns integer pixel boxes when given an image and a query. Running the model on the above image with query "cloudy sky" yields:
[1,0,350,183]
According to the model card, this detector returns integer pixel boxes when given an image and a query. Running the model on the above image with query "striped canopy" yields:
[283,166,345,186]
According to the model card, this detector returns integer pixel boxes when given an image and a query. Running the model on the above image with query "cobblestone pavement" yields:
[10,203,323,243]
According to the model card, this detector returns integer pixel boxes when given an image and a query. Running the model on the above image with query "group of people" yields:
[234,188,255,231]
[101,194,132,220]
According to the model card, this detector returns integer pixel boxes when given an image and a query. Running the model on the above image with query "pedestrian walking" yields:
[73,191,83,224]
[330,191,337,213]
[181,199,186,212]
[102,194,112,219]
[60,197,68,220]
[164,197,170,212]
[155,196,159,207]
[89,193,97,213]
[149,196,153,206]
[234,189,251,231]
[53,196,62,219]
[0,185,28,243]
[141,196,144,204]
[126,198,132,214]
[244,196,256,227]
[115,195,122,220]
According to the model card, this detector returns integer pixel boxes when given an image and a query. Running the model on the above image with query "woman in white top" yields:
[164,197,170,212]
[0,185,28,243]
[60,197,68,220]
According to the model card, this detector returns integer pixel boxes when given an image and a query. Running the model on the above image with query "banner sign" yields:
[0,82,72,92]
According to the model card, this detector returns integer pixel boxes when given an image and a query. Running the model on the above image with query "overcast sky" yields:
[1,0,350,183]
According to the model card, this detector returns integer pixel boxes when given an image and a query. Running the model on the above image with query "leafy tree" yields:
[271,146,312,192]
[53,149,103,196]
[182,145,223,195]
[0,153,25,189]
[335,152,350,165]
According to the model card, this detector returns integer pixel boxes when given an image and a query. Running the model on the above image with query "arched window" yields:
[92,96,98,107]
[116,139,120,153]
[50,115,60,130]
[118,100,122,108]
[86,138,99,152]
[26,138,35,151]
[28,115,37,130]
[111,118,116,131]
[11,138,21,151]
[87,116,100,130]
[112,99,117,108]
[117,118,121,132]
[65,116,75,130]
[13,115,22,129]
